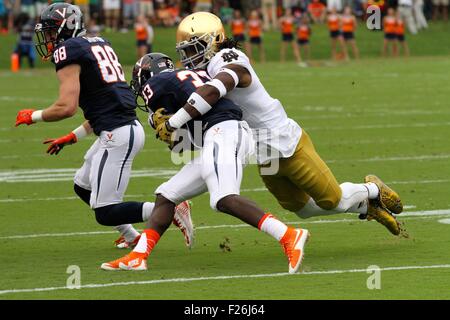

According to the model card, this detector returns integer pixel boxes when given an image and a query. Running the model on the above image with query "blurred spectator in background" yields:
[86,19,101,36]
[231,9,246,41]
[328,0,343,12]
[341,6,359,59]
[413,0,428,29]
[396,10,410,56]
[135,15,153,58]
[296,14,311,62]
[195,0,212,12]
[279,8,301,63]
[140,0,155,20]
[156,1,177,26]
[219,1,233,24]
[123,0,139,30]
[398,0,418,34]
[328,7,348,60]
[74,0,90,24]
[14,22,35,68]
[308,0,326,24]
[89,0,101,24]
[261,0,277,30]
[247,9,265,63]
[21,0,36,22]
[382,7,398,57]
[104,0,120,31]
[0,0,7,33]
[432,0,449,21]
[35,0,48,19]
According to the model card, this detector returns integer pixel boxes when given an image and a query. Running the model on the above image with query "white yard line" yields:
[0,209,449,241]
[0,264,449,296]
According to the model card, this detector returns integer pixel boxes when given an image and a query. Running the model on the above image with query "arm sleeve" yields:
[53,39,85,72]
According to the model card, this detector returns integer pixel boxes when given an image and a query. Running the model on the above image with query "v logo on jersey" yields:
[55,8,67,19]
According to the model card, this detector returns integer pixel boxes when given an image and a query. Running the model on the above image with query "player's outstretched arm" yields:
[15,65,81,126]
[43,121,92,155]
[155,64,251,143]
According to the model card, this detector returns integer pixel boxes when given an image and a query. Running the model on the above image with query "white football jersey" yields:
[207,48,302,164]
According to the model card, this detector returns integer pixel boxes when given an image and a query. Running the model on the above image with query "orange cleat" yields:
[114,234,141,249]
[101,251,147,271]
[280,228,310,274]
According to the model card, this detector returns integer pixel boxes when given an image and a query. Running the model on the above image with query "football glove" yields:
[43,132,77,155]
[15,109,36,126]
[155,120,175,146]
[149,108,171,130]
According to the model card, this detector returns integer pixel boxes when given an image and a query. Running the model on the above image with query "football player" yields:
[155,12,405,236]
[14,3,193,249]
[100,53,310,273]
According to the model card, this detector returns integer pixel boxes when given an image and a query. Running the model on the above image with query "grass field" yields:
[1,55,450,300]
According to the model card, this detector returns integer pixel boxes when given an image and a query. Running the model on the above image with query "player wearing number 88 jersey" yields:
[52,36,137,135]
[15,3,194,257]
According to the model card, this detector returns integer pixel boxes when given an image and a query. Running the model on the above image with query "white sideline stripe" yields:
[1,209,449,240]
[1,264,449,296]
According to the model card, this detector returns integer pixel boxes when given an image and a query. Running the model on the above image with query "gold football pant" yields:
[258,130,342,213]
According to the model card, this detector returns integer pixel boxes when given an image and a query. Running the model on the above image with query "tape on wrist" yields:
[72,124,88,141]
[31,110,43,122]
[187,92,212,115]
[205,78,227,98]
[218,68,239,88]
[168,108,192,129]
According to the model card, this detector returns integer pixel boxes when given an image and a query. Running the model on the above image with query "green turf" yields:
[1,56,450,299]
[0,21,449,69]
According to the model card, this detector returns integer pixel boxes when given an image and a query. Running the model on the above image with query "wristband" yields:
[31,110,43,122]
[186,92,212,115]
[205,78,227,98]
[168,108,192,129]
[72,124,88,141]
[218,68,239,87]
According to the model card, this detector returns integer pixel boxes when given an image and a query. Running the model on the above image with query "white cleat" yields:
[173,201,195,249]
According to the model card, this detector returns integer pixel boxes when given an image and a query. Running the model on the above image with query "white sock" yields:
[114,224,139,243]
[133,232,147,254]
[142,202,155,221]
[258,214,288,241]
[296,182,370,218]
[364,182,379,199]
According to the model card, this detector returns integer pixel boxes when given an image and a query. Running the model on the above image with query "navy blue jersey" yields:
[52,36,137,135]
[141,69,242,142]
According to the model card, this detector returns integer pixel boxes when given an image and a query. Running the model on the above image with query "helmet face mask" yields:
[35,3,85,60]
[176,33,215,69]
[176,12,225,69]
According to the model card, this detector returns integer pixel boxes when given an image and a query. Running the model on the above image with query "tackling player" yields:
[156,12,405,236]
[101,53,310,273]
[14,3,193,250]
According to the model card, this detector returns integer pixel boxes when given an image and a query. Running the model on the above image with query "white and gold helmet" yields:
[176,12,225,69]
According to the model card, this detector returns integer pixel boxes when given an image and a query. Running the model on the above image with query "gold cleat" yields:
[366,200,408,237]
[365,175,403,214]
